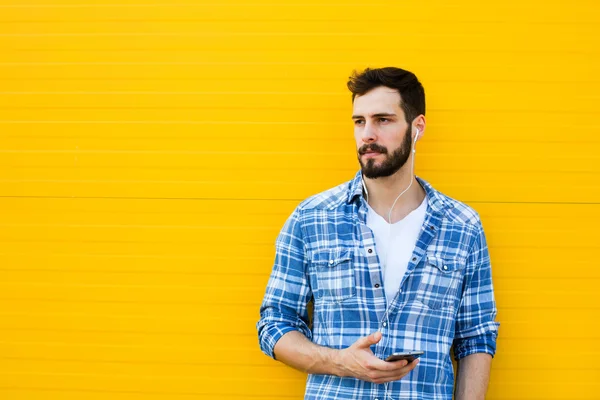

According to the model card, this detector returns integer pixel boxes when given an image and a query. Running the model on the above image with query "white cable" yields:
[387,131,419,224]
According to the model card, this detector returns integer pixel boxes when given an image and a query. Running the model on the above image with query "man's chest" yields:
[303,211,476,310]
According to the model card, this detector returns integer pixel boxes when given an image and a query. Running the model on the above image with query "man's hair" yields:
[347,67,426,124]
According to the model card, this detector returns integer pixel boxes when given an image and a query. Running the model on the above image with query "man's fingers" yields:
[353,331,382,349]
[365,357,408,372]
[369,360,420,383]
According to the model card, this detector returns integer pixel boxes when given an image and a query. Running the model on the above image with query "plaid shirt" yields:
[257,172,500,400]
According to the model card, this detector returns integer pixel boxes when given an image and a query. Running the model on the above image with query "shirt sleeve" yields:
[453,219,500,361]
[256,207,313,359]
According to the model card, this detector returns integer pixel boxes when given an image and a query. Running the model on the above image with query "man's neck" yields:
[363,168,426,224]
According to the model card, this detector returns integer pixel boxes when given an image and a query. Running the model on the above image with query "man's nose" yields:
[361,122,377,143]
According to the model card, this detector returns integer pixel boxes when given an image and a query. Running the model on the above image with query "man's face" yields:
[352,86,412,179]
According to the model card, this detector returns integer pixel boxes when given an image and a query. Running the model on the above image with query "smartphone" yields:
[385,351,424,362]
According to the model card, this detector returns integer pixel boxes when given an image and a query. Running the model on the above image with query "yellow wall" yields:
[1,0,599,399]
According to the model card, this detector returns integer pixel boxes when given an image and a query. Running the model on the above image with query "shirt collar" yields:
[346,170,450,215]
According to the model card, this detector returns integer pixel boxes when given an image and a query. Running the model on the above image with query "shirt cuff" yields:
[257,312,312,359]
[454,322,499,361]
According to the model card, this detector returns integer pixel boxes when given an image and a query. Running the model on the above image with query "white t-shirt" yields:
[366,197,428,304]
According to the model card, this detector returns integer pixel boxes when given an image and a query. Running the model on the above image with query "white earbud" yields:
[413,128,419,153]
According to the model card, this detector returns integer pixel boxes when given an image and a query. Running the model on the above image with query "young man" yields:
[257,67,499,400]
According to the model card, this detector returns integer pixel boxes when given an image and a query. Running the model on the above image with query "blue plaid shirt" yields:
[257,172,500,400]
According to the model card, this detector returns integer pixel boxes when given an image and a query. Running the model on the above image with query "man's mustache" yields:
[358,144,388,155]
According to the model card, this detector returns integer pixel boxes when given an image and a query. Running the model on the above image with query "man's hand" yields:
[334,331,419,384]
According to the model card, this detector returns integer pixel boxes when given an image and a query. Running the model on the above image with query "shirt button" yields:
[329,260,334,265]
[443,265,448,271]
[412,257,417,262]
[374,283,380,288]
[368,248,373,254]
[382,322,387,327]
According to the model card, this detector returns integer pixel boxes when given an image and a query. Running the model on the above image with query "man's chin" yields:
[361,168,388,179]
[361,162,402,179]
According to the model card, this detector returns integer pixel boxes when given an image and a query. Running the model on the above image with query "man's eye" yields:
[379,118,389,123]
[354,120,364,125]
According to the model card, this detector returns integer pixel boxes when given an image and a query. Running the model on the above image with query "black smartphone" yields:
[385,351,424,362]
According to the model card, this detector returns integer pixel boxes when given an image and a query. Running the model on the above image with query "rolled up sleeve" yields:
[257,207,313,359]
[454,220,500,361]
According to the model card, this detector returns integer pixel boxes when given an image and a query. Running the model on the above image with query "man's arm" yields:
[453,220,500,397]
[273,330,338,375]
[454,353,492,400]
[257,208,313,360]
[274,330,418,384]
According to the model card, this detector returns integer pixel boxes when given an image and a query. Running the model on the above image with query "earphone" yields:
[325,125,419,360]
[413,128,419,152]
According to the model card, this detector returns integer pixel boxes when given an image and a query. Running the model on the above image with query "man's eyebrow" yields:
[351,113,397,119]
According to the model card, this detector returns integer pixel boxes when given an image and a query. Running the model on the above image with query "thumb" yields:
[354,331,382,349]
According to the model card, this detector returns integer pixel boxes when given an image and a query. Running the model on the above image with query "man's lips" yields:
[362,151,383,157]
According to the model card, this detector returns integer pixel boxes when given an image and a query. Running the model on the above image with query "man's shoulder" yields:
[296,179,354,213]
[420,178,482,228]
[437,190,483,228]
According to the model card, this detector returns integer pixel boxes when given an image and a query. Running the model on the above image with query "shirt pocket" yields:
[416,254,464,310]
[311,248,356,303]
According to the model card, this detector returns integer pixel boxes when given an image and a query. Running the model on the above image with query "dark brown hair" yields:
[347,67,426,124]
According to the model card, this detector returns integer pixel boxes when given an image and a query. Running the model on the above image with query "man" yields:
[257,67,499,400]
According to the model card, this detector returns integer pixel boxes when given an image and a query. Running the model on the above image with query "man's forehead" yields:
[352,87,403,116]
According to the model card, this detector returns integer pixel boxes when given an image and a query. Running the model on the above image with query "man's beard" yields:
[357,128,412,179]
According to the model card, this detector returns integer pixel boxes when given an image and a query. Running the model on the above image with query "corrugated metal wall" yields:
[1,0,599,399]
